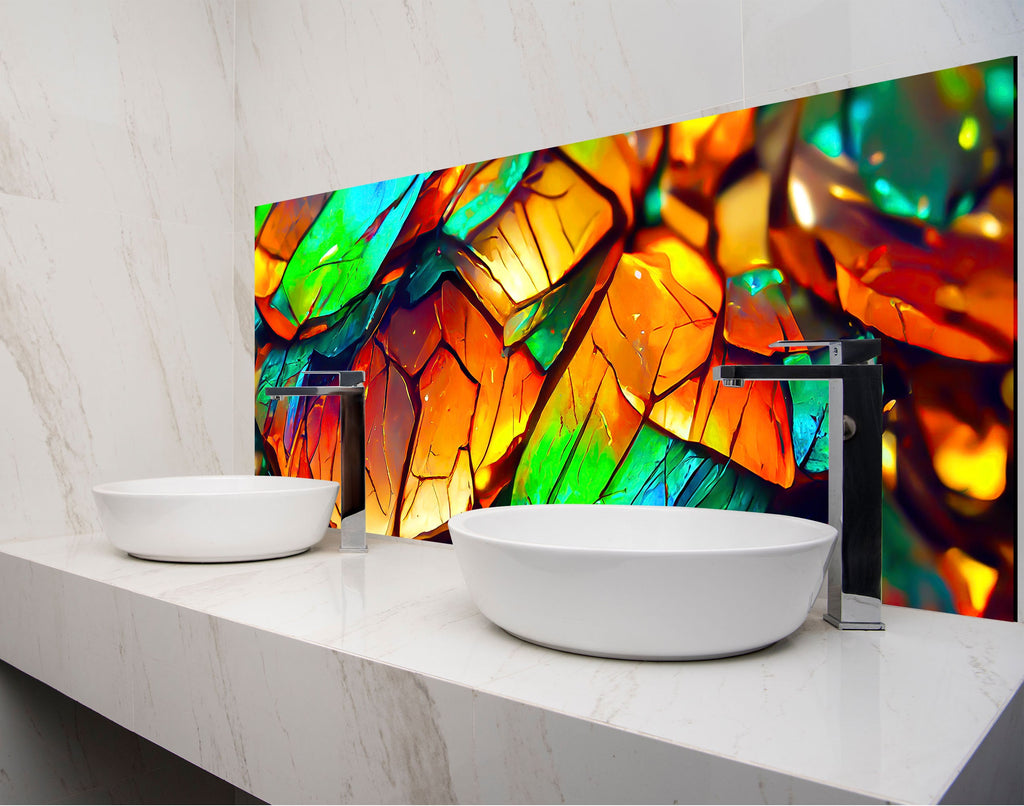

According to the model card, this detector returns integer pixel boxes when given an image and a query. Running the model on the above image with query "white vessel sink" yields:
[448,504,837,660]
[93,475,338,562]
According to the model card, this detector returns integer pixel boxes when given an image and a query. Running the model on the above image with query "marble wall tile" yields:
[413,0,744,171]
[0,0,237,539]
[742,0,1023,103]
[234,0,437,205]
[232,227,256,474]
[0,193,233,539]
[0,0,234,229]
[742,36,1023,110]
[234,0,744,203]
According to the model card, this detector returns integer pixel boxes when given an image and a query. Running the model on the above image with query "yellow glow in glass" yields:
[789,178,815,229]
[979,214,1003,238]
[254,247,287,298]
[944,547,998,614]
[958,116,980,150]
[933,422,1007,501]
[828,183,868,203]
[881,430,897,490]
[716,171,771,273]
[670,115,718,163]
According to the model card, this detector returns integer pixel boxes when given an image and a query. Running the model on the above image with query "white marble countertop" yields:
[0,516,1022,804]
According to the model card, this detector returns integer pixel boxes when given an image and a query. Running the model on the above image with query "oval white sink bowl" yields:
[93,476,338,562]
[448,504,837,661]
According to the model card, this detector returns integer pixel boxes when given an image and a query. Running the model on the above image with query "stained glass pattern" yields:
[256,59,1016,620]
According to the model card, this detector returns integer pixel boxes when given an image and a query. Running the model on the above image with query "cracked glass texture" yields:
[256,58,1016,621]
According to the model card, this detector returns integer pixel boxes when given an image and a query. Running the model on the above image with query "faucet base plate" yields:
[824,614,886,631]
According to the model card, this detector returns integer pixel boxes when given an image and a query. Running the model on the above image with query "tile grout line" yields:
[231,0,239,477]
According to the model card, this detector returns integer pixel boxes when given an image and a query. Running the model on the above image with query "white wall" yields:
[234,0,1024,622]
[0,0,236,543]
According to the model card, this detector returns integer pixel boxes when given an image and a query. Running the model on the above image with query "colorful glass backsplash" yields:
[256,58,1017,621]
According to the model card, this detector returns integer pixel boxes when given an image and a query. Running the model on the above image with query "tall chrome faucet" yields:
[266,370,367,553]
[713,339,884,630]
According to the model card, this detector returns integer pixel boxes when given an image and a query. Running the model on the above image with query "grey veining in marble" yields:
[0,0,235,541]
[0,0,234,227]
[0,197,234,540]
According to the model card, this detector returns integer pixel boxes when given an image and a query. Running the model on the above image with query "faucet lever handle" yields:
[298,370,341,385]
[769,340,833,349]
[297,370,365,388]
[768,339,880,365]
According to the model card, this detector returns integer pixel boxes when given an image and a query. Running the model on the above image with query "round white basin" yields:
[93,475,339,562]
[448,504,837,661]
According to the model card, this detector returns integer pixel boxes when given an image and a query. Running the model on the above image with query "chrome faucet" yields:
[713,339,884,630]
[266,370,367,553]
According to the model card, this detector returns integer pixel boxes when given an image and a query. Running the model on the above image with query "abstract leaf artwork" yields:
[256,59,1016,620]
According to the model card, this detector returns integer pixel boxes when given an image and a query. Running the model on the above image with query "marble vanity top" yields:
[0,514,1021,804]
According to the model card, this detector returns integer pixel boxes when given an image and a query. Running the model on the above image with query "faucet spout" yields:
[266,370,368,553]
[713,339,885,631]
[712,363,878,383]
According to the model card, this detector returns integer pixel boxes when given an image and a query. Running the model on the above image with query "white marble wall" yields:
[234,0,1024,621]
[0,0,236,542]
